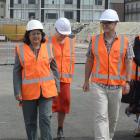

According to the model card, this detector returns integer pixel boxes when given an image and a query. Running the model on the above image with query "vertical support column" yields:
[105,0,108,9]
[41,0,44,22]
[10,0,13,18]
[77,0,80,22]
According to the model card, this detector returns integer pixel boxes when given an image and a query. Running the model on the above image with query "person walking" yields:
[13,19,60,140]
[126,60,140,137]
[51,17,75,140]
[83,9,134,140]
[124,35,140,137]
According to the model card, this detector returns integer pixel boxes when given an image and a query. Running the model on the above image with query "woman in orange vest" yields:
[13,20,59,140]
[51,17,75,140]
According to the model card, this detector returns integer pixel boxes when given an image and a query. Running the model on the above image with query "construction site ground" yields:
[0,64,138,140]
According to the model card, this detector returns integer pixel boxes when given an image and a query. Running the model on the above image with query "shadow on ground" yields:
[1,133,140,140]
[114,130,140,140]
[53,131,140,140]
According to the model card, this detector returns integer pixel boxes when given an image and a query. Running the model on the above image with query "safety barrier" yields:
[0,42,23,65]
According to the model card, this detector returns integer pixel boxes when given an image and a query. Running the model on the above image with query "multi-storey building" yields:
[0,0,125,23]
[125,0,140,21]
[2,0,105,23]
[0,0,9,18]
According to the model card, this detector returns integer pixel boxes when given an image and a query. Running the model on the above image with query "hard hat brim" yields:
[99,19,119,22]
[58,30,71,35]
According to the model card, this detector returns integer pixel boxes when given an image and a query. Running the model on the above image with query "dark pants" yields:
[22,96,52,140]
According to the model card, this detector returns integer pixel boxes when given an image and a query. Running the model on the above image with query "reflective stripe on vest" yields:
[19,42,54,84]
[59,38,74,79]
[22,76,54,84]
[69,38,73,74]
[47,37,54,59]
[61,73,73,78]
[92,35,125,80]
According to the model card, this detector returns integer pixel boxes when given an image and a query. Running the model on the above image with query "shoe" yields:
[57,127,65,140]
[125,107,131,117]
[134,128,140,137]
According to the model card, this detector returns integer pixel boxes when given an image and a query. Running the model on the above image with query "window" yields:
[95,0,102,5]
[65,0,73,4]
[18,0,21,4]
[29,12,35,19]
[0,4,4,8]
[46,13,58,19]
[64,11,73,19]
[10,0,14,7]
[28,0,35,4]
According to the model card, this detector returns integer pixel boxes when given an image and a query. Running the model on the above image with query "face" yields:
[29,29,42,46]
[101,21,117,33]
[56,29,68,42]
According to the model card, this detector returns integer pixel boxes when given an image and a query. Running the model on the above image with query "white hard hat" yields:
[26,20,44,31]
[55,17,71,35]
[99,9,119,22]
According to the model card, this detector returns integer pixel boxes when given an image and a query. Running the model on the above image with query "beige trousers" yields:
[91,82,122,140]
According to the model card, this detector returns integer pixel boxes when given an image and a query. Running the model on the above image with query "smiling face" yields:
[101,21,117,34]
[29,29,42,46]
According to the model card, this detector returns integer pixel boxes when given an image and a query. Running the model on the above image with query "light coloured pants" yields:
[22,96,53,140]
[91,82,122,140]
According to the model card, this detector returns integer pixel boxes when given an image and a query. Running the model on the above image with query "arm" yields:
[123,41,134,94]
[83,57,94,92]
[85,57,94,82]
[13,52,22,101]
[50,58,60,93]
[83,40,94,92]
[126,58,133,82]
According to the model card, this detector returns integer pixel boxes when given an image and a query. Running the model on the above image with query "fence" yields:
[1,22,140,65]
[0,42,23,65]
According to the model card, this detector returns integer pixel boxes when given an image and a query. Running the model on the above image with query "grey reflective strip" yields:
[69,38,73,73]
[19,45,24,64]
[117,35,125,76]
[22,75,54,84]
[92,73,125,80]
[19,45,26,77]
[46,38,52,59]
[60,73,73,78]
[94,35,100,74]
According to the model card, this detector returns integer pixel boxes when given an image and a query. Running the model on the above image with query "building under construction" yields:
[0,0,125,23]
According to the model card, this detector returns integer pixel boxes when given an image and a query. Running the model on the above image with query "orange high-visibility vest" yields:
[16,40,58,100]
[91,34,129,86]
[52,35,75,83]
[131,61,140,80]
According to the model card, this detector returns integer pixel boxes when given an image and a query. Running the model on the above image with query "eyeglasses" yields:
[101,21,115,25]
[30,31,42,36]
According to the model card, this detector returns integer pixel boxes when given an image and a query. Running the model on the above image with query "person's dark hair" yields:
[23,29,46,45]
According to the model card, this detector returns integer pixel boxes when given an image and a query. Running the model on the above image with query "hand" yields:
[122,83,130,95]
[83,81,90,92]
[15,94,22,101]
